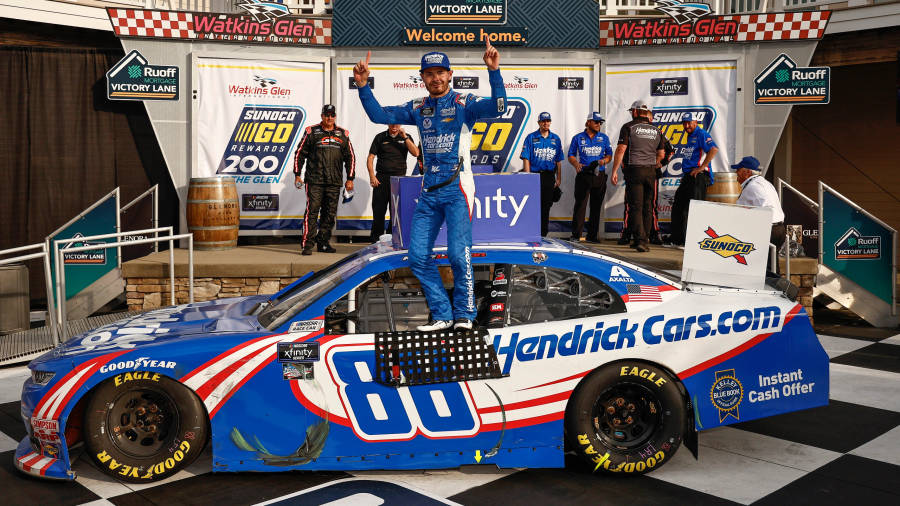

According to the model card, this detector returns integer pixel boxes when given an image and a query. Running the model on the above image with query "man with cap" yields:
[567,112,613,243]
[734,156,785,248]
[353,40,506,331]
[366,124,419,242]
[520,112,564,236]
[610,100,666,252]
[668,112,718,246]
[294,104,356,255]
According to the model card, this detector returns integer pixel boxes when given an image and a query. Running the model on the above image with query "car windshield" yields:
[257,248,373,329]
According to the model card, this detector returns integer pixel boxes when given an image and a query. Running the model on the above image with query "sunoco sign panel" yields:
[755,54,830,105]
[107,50,178,101]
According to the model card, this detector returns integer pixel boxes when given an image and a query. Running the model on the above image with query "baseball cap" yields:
[629,100,651,112]
[420,52,451,72]
[322,104,336,115]
[731,156,761,172]
[538,112,552,121]
[681,112,697,122]
[587,112,604,123]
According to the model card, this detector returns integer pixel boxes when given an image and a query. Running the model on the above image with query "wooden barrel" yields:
[187,177,239,250]
[706,172,741,204]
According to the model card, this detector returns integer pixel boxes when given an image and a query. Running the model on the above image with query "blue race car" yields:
[17,239,828,482]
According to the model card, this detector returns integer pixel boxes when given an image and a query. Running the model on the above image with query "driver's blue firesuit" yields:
[357,68,506,321]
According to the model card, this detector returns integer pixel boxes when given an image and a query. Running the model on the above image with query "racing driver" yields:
[353,41,506,331]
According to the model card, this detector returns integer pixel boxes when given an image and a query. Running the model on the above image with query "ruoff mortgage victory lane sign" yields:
[755,54,830,105]
[107,50,179,100]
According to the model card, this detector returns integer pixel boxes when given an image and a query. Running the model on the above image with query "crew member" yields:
[668,112,718,246]
[367,124,419,242]
[733,156,785,248]
[294,104,355,255]
[520,112,563,237]
[610,100,666,252]
[567,112,612,243]
[619,112,673,246]
[354,41,506,331]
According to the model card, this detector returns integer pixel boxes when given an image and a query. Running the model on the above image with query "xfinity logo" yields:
[557,77,584,90]
[471,188,529,226]
[651,77,688,96]
[453,76,479,89]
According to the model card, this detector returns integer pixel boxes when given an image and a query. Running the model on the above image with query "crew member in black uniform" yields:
[366,124,419,242]
[618,114,673,246]
[610,100,666,252]
[294,104,356,255]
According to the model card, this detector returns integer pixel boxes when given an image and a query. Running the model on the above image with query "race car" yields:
[16,239,828,482]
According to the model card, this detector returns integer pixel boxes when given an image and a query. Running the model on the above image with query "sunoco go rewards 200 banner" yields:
[195,57,327,233]
[336,62,594,234]
[604,61,736,236]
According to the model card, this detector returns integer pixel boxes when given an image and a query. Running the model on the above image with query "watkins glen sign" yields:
[598,2,830,47]
[106,7,332,46]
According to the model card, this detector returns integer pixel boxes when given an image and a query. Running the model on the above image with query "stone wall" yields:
[125,276,296,311]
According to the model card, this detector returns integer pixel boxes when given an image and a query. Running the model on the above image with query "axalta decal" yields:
[699,227,755,265]
[470,97,529,171]
[491,306,782,374]
[217,105,305,184]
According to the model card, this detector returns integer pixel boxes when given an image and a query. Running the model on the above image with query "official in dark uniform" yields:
[668,112,718,246]
[366,124,419,242]
[520,112,564,237]
[567,112,613,242]
[610,100,666,252]
[618,113,673,246]
[294,104,356,255]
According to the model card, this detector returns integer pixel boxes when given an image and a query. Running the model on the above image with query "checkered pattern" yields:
[107,8,194,39]
[598,11,831,46]
[106,8,332,46]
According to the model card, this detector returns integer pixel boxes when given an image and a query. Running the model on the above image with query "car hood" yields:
[38,296,270,364]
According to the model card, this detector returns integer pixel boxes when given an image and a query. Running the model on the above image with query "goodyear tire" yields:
[83,372,208,483]
[566,361,685,475]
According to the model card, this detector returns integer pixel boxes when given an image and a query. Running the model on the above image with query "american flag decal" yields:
[626,284,663,302]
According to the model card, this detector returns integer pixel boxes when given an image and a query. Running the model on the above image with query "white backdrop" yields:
[195,57,327,234]
[335,62,596,234]
[604,61,737,236]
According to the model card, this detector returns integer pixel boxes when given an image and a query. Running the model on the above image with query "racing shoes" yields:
[417,319,453,331]
[317,243,337,253]
[453,318,474,330]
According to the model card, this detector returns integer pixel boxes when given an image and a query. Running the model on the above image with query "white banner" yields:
[195,57,327,234]
[335,62,595,234]
[604,61,737,236]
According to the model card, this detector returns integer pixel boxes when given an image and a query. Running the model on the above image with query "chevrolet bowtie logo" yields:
[698,227,755,265]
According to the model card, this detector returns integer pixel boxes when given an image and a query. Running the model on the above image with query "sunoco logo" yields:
[470,98,529,171]
[698,227,755,265]
[217,106,305,183]
[835,227,880,260]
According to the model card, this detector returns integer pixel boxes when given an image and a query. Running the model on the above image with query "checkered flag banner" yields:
[655,0,712,25]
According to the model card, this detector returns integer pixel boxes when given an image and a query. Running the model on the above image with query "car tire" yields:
[83,372,208,483]
[566,361,685,474]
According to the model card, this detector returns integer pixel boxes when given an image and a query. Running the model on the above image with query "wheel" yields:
[566,361,686,474]
[83,372,209,483]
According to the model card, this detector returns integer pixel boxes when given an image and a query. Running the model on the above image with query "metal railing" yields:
[54,228,195,342]
[121,184,160,253]
[0,243,59,343]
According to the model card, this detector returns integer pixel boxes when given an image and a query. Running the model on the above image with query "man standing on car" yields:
[294,104,356,256]
[667,112,718,246]
[353,40,506,331]
[520,112,563,237]
[610,100,666,252]
[367,124,419,242]
[567,112,612,243]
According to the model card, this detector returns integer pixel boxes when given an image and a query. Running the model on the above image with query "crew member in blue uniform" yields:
[354,41,506,331]
[668,112,718,246]
[567,112,612,243]
[520,112,564,237]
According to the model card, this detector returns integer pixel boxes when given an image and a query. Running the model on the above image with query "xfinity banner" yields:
[605,61,736,236]
[336,62,594,234]
[390,173,539,248]
[195,57,326,233]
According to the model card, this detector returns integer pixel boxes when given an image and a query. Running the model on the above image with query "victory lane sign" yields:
[755,54,830,105]
[107,50,179,101]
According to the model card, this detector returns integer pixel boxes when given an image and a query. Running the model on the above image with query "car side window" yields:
[504,264,625,325]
